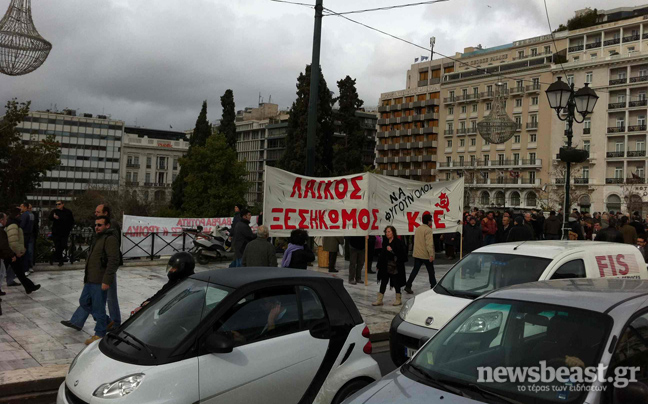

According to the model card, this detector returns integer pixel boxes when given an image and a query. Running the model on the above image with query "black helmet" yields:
[166,251,195,275]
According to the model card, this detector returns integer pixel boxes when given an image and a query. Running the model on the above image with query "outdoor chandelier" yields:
[0,0,52,76]
[477,83,517,144]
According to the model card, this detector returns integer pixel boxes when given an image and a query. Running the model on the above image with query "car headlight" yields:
[93,374,144,399]
[68,345,89,374]
[399,297,415,320]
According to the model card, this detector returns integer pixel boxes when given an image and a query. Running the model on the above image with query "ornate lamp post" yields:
[545,77,599,238]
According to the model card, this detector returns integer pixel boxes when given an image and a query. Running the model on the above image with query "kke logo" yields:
[435,193,450,213]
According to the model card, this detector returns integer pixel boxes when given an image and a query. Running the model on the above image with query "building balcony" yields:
[510,86,525,95]
[465,178,541,188]
[125,181,139,187]
[481,91,494,99]
[628,150,647,157]
[525,84,541,93]
[514,123,522,131]
[606,151,625,158]
[568,44,584,52]
[456,128,468,135]
[126,163,140,168]
[438,158,541,169]
[629,76,648,83]
[467,127,478,135]
[377,118,388,125]
[526,122,538,130]
[608,126,625,133]
[585,42,601,49]
[608,102,626,109]
[605,178,624,184]
[604,38,621,46]
[583,127,591,134]
[444,129,454,136]
[418,79,429,87]
[627,177,646,184]
[574,177,589,185]
[629,99,648,107]
[443,96,456,104]
[609,78,627,85]
[623,34,640,43]
[628,125,647,132]
[144,182,170,188]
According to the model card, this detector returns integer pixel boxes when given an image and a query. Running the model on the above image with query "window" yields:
[462,89,468,97]
[487,85,493,94]
[513,153,520,164]
[514,135,521,143]
[544,45,551,54]
[590,53,597,60]
[299,286,326,328]
[573,56,579,62]
[532,78,540,87]
[445,173,451,180]
[473,87,479,96]
[173,159,178,170]
[615,142,625,152]
[511,192,520,206]
[471,121,477,131]
[585,72,593,83]
[461,105,467,114]
[615,168,624,178]
[447,122,454,131]
[526,191,537,206]
[610,312,648,374]
[127,155,133,165]
[551,260,586,280]
[617,118,625,128]
[472,104,478,113]
[486,102,492,111]
[448,106,454,115]
[146,156,152,169]
[215,286,300,347]
[132,172,138,182]
[618,94,626,103]
[619,71,627,80]
[447,140,452,148]
[529,152,536,161]
[126,172,132,182]
[449,90,455,99]
[567,75,574,86]
[641,69,648,78]
[531,97,539,105]
[582,166,589,178]
[459,155,464,165]
[637,140,646,151]
[480,192,490,205]
[470,155,476,165]
[583,140,590,152]
[446,156,451,165]
[497,154,505,164]
[607,194,621,211]
[483,155,490,165]
[515,98,522,107]
[514,116,522,127]
[531,48,538,56]
[639,115,646,126]
[145,172,151,183]
[638,168,645,178]
[460,139,465,147]
[460,121,466,130]
[517,50,524,59]
[584,119,591,130]
[640,92,647,101]
[529,134,537,143]
[470,138,476,146]
[530,115,538,124]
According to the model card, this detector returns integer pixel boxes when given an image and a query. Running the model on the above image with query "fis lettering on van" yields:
[595,254,639,278]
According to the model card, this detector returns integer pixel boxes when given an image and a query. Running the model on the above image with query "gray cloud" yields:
[0,0,646,129]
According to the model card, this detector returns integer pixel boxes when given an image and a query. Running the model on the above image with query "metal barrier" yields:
[121,231,198,261]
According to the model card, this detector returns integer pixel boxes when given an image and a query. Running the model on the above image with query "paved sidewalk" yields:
[0,256,454,388]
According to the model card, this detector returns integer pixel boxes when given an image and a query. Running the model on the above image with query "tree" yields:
[171,101,212,210]
[179,132,248,217]
[0,100,60,209]
[219,89,237,150]
[332,76,366,176]
[278,65,334,176]
[539,162,584,212]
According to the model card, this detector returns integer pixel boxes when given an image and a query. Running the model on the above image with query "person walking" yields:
[232,209,256,268]
[373,226,407,307]
[0,213,18,296]
[61,216,120,345]
[543,211,562,240]
[322,236,343,273]
[18,203,34,276]
[346,236,366,285]
[228,204,243,267]
[620,216,638,245]
[4,208,40,294]
[404,214,436,294]
[481,212,497,246]
[281,229,315,269]
[28,204,38,274]
[508,216,534,242]
[49,201,74,266]
[242,226,277,267]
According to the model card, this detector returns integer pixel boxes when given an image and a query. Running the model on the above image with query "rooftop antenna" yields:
[259,92,262,106]
[269,94,272,104]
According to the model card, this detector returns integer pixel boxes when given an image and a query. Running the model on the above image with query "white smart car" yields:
[58,267,381,404]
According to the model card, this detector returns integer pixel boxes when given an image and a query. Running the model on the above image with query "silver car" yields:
[346,278,648,404]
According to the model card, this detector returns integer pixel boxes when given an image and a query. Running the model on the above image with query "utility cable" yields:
[323,0,449,16]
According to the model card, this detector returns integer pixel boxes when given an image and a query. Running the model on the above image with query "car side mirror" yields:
[614,381,648,404]
[309,319,331,340]
[205,333,234,354]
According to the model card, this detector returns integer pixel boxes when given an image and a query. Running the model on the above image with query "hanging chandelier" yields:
[477,82,517,144]
[0,0,52,76]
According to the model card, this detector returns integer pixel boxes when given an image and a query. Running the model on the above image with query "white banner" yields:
[121,215,258,258]
[263,166,463,237]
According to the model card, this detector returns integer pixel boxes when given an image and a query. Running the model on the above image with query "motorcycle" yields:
[191,225,233,265]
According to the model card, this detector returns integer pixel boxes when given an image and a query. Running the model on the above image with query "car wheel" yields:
[331,379,372,404]
[197,252,209,265]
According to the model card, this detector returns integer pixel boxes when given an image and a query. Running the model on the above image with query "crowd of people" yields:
[460,207,648,263]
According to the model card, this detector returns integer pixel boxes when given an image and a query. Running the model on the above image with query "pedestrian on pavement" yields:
[508,216,534,242]
[133,252,195,314]
[620,216,638,245]
[4,208,40,294]
[629,213,644,237]
[322,236,343,273]
[228,204,243,267]
[232,209,256,268]
[523,213,537,240]
[49,201,74,266]
[462,216,482,256]
[18,203,34,276]
[242,226,277,267]
[543,211,562,240]
[481,212,497,246]
[61,216,119,345]
[0,212,16,289]
[281,229,314,269]
[404,214,436,294]
[595,217,624,243]
[373,226,407,307]
[346,236,366,285]
[532,210,545,240]
[28,204,38,274]
[0,213,17,297]
[637,235,648,264]
[567,213,585,240]
[496,215,512,243]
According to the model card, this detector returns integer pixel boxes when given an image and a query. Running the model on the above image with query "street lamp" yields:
[546,77,599,238]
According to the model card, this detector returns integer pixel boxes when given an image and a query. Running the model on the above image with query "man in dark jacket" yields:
[543,211,562,240]
[228,205,243,267]
[232,209,256,267]
[242,226,277,267]
[523,213,536,240]
[620,216,638,245]
[532,210,545,241]
[496,215,512,243]
[462,216,482,256]
[346,236,366,285]
[49,201,74,266]
[61,216,119,345]
[595,217,624,243]
[508,216,534,242]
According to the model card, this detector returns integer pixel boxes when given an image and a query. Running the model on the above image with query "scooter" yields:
[192,225,233,265]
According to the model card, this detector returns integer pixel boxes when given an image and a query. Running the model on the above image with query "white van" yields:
[389,241,648,365]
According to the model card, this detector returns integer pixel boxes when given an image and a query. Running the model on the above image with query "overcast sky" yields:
[0,0,645,131]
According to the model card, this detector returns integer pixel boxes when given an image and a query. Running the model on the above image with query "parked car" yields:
[391,241,648,366]
[58,267,380,404]
[347,278,648,404]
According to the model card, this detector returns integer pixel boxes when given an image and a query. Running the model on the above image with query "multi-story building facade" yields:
[376,58,450,182]
[16,110,124,208]
[120,126,189,203]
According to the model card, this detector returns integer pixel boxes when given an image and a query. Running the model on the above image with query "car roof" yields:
[485,278,648,313]
[190,267,336,289]
[473,240,635,260]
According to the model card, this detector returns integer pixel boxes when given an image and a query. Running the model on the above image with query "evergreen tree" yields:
[0,100,60,209]
[180,132,249,217]
[278,65,334,176]
[171,101,211,210]
[219,89,237,150]
[333,76,365,176]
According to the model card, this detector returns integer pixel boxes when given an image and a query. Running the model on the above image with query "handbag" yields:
[386,258,398,275]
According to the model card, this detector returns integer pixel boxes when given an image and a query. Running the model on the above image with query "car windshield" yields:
[116,278,231,351]
[408,298,611,404]
[437,253,551,298]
